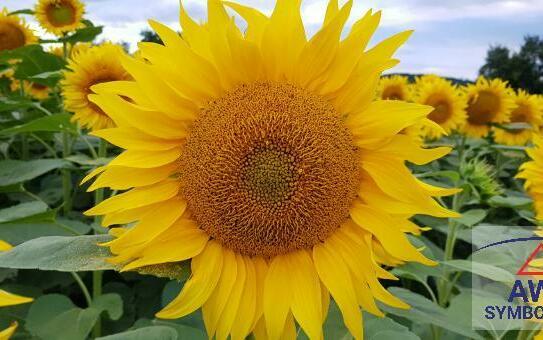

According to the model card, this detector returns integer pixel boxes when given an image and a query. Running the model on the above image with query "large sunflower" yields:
[376,75,411,101]
[34,0,84,36]
[62,43,131,131]
[493,90,542,146]
[462,77,514,138]
[413,75,466,139]
[83,1,458,339]
[0,8,37,52]
[517,135,543,220]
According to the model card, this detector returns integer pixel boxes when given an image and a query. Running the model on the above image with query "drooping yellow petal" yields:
[263,255,292,340]
[231,257,257,340]
[0,322,17,340]
[287,250,323,340]
[350,203,435,266]
[0,240,12,251]
[216,254,247,340]
[122,225,209,271]
[375,134,452,165]
[156,241,223,319]
[346,101,433,146]
[203,248,238,338]
[0,290,33,307]
[313,243,362,340]
[106,198,186,255]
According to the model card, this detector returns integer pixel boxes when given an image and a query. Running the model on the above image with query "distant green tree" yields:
[140,29,163,44]
[479,35,543,94]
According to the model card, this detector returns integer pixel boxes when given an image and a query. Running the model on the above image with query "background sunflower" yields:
[34,0,84,36]
[462,77,514,138]
[413,75,467,139]
[62,43,131,131]
[493,90,542,146]
[376,75,412,101]
[0,8,37,52]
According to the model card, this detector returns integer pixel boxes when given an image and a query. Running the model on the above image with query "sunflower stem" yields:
[92,139,107,339]
[70,272,92,307]
[62,130,72,215]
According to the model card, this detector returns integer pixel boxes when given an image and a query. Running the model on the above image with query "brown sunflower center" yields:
[0,23,26,51]
[45,1,77,27]
[467,90,500,125]
[382,85,404,100]
[181,82,360,257]
[426,95,452,124]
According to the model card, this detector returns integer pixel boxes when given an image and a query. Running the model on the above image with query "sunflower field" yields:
[0,0,543,339]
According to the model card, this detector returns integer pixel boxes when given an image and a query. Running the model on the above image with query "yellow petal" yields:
[109,148,180,169]
[216,254,247,340]
[293,1,351,88]
[346,101,433,145]
[375,134,452,165]
[81,165,106,185]
[91,127,182,151]
[88,163,177,191]
[0,322,18,340]
[203,248,238,338]
[84,180,179,216]
[231,257,257,340]
[0,240,12,252]
[264,255,292,340]
[0,290,33,307]
[323,0,339,25]
[261,0,306,81]
[224,2,268,43]
[156,241,223,319]
[90,81,153,108]
[88,94,189,139]
[350,204,435,266]
[107,198,186,254]
[317,10,380,94]
[313,243,363,340]
[120,53,198,121]
[122,226,209,271]
[101,202,164,227]
[179,2,212,60]
[287,250,323,340]
[252,257,268,330]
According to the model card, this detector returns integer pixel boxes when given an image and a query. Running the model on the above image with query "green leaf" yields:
[0,45,65,79]
[0,234,117,271]
[26,294,99,340]
[27,70,63,87]
[0,201,48,223]
[62,26,103,44]
[380,288,483,339]
[97,326,178,340]
[92,293,124,321]
[441,259,515,282]
[0,114,74,135]
[8,9,34,15]
[26,294,124,340]
[0,96,36,112]
[152,321,207,340]
[0,159,67,186]
[487,195,532,208]
[365,313,421,340]
[456,209,487,227]
[0,219,91,245]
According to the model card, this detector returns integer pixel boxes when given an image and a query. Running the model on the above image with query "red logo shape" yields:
[517,243,543,276]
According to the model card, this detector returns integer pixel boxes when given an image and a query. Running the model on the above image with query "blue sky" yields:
[4,0,543,79]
